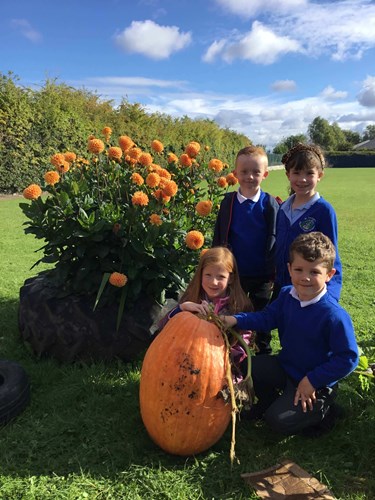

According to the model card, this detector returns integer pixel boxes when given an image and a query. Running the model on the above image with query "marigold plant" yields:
[20,131,233,318]
[23,184,42,200]
[196,200,213,216]
[109,272,128,287]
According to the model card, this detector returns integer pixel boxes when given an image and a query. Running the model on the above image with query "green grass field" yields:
[0,168,374,499]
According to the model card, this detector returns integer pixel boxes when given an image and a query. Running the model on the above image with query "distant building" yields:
[353,139,375,150]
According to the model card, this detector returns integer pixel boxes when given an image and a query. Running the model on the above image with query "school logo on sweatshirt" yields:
[299,217,316,232]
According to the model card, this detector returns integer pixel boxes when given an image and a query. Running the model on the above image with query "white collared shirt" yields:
[289,285,327,307]
[237,188,261,204]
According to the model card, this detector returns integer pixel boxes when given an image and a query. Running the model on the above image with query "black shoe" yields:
[301,403,345,438]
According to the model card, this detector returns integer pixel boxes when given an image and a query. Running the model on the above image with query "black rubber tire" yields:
[0,360,30,425]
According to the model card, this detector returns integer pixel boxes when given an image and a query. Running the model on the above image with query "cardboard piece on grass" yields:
[241,459,335,499]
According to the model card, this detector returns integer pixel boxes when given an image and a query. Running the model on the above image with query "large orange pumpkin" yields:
[139,311,231,456]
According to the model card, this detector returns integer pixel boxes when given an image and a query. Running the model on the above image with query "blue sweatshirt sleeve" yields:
[234,296,280,332]
[306,310,359,388]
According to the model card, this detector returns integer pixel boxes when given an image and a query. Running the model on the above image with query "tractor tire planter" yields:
[0,360,30,425]
[139,311,232,456]
[18,275,176,363]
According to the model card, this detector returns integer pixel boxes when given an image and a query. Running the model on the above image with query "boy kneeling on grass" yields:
[221,231,359,436]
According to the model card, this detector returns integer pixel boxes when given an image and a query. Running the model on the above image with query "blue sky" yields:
[1,0,375,149]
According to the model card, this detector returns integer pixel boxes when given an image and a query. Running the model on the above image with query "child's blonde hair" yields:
[289,232,336,271]
[236,145,268,164]
[282,143,325,174]
[180,247,253,313]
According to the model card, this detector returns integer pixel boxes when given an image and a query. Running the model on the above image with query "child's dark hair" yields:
[282,143,325,173]
[289,232,336,270]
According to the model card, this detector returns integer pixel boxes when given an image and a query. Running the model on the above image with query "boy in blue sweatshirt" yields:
[213,146,280,354]
[221,232,359,436]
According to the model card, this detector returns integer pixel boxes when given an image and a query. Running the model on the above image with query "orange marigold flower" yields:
[148,163,161,173]
[64,152,76,163]
[167,152,178,164]
[88,138,105,154]
[139,152,153,166]
[127,147,142,161]
[56,160,70,173]
[185,230,205,250]
[108,146,123,161]
[102,126,112,137]
[195,200,213,216]
[109,272,128,287]
[151,140,164,153]
[200,248,209,258]
[118,135,134,151]
[208,158,224,173]
[180,153,192,167]
[217,176,228,188]
[112,223,121,234]
[158,168,171,180]
[185,141,201,158]
[44,171,60,185]
[149,213,163,226]
[87,134,96,141]
[226,172,238,186]
[131,172,144,186]
[146,172,161,188]
[23,184,42,200]
[162,180,178,197]
[153,189,170,204]
[50,153,66,168]
[132,191,149,206]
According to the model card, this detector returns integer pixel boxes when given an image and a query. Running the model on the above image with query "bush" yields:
[19,129,238,316]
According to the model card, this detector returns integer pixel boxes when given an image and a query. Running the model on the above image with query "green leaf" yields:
[116,286,128,331]
[93,272,110,311]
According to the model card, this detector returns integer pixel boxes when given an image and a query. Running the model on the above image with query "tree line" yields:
[1,71,374,192]
[272,117,375,154]
[0,72,250,193]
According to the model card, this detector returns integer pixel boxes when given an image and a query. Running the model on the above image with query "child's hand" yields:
[180,301,210,315]
[294,376,316,412]
[220,315,238,328]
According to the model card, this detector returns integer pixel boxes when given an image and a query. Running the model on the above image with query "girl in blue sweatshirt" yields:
[221,232,358,436]
[275,143,342,301]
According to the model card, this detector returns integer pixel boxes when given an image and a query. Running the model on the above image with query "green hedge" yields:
[0,73,251,193]
[327,153,375,168]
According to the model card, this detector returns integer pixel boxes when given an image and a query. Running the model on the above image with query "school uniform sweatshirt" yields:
[275,196,342,301]
[234,286,359,389]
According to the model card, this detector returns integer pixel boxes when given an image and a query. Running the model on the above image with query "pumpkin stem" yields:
[229,329,255,409]
[221,327,239,466]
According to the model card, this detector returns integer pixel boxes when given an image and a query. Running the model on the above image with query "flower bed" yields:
[19,128,238,360]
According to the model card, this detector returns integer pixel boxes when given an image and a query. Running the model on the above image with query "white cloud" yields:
[357,76,375,107]
[271,80,297,92]
[202,39,227,63]
[84,76,187,89]
[207,1,375,64]
[114,20,191,60]
[10,19,42,43]
[214,0,307,18]
[203,21,301,64]
[320,85,348,101]
[75,75,374,149]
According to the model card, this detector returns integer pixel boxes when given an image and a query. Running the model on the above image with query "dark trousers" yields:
[244,354,338,435]
[240,276,273,354]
